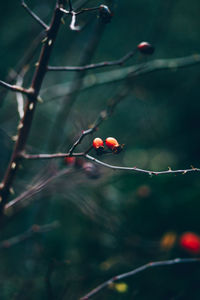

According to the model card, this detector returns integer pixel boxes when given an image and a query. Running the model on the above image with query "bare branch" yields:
[80,257,200,300]
[20,152,200,176]
[0,221,59,249]
[21,152,84,160]
[47,50,137,71]
[0,2,65,211]
[21,1,49,30]
[85,154,200,176]
[0,80,30,95]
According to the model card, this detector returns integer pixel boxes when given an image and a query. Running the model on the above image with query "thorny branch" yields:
[20,152,200,176]
[0,0,65,211]
[80,257,200,300]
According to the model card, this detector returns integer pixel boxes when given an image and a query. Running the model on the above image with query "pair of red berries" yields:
[93,137,123,155]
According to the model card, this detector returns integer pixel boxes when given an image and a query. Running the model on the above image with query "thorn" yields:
[35,62,39,67]
[37,96,43,103]
[0,183,5,189]
[168,166,172,171]
[12,135,18,142]
[48,39,52,46]
[11,162,16,170]
[61,17,65,24]
[17,122,23,130]
[29,102,34,110]
[0,196,2,203]
[9,187,15,195]
[42,37,48,43]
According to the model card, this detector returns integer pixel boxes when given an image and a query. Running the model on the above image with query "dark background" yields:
[0,0,200,299]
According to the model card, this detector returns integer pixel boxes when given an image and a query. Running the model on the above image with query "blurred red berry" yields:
[64,156,76,166]
[82,162,100,179]
[137,41,155,55]
[179,232,200,254]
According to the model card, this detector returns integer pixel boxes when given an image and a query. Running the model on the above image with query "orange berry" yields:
[93,137,104,149]
[137,42,155,55]
[179,232,200,254]
[105,137,119,150]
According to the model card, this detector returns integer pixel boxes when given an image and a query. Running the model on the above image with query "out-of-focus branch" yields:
[80,257,200,300]
[47,49,137,71]
[0,221,59,249]
[21,1,49,29]
[4,167,73,215]
[43,54,200,101]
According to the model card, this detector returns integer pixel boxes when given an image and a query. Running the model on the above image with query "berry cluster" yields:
[93,137,123,155]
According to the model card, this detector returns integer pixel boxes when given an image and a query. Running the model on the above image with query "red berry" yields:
[137,42,155,55]
[105,137,119,150]
[64,156,76,165]
[179,232,200,254]
[99,5,112,23]
[93,137,104,149]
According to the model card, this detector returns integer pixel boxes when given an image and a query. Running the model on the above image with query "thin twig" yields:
[85,154,200,176]
[0,80,30,95]
[67,88,128,154]
[0,221,59,249]
[47,17,107,152]
[80,257,200,300]
[21,152,84,159]
[20,152,200,176]
[21,1,49,30]
[47,50,137,71]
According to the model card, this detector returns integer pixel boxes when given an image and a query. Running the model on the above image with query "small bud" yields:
[105,137,123,154]
[99,5,112,23]
[137,41,155,55]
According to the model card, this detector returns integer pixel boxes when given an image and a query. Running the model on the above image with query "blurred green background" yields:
[0,0,200,299]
